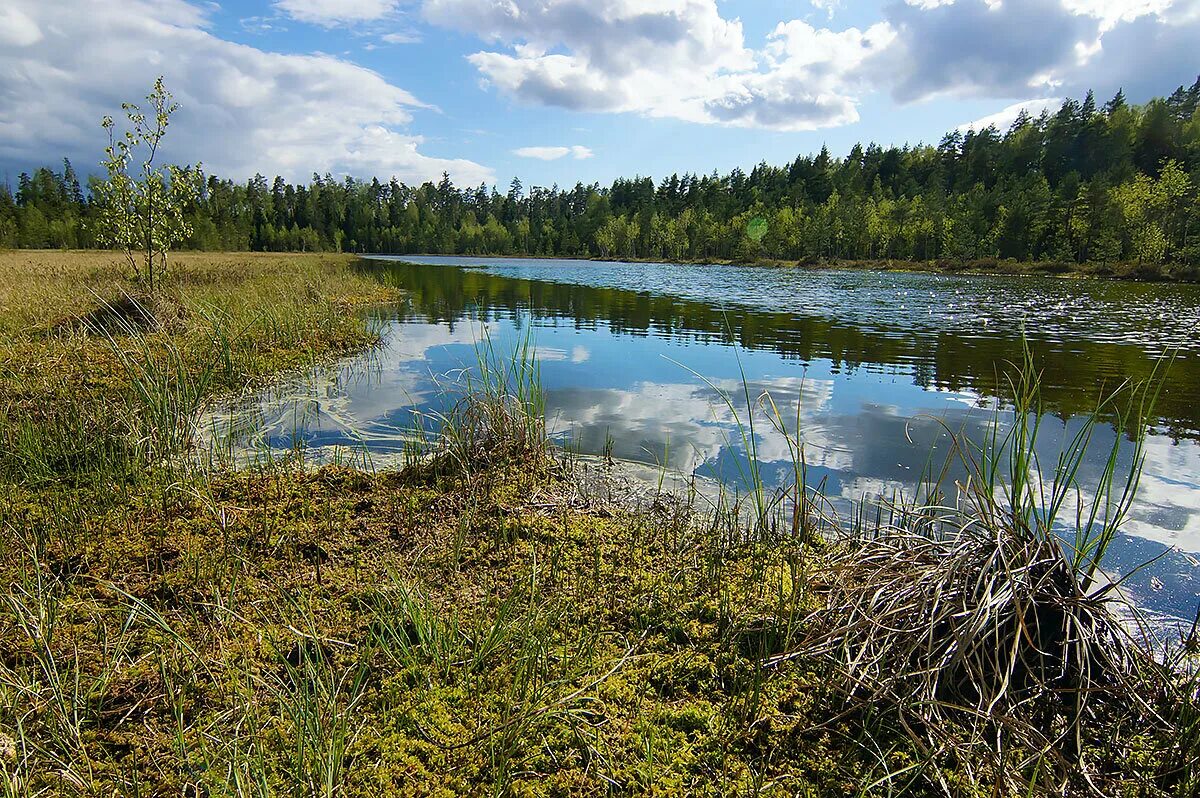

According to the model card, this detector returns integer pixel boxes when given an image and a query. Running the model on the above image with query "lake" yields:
[205,255,1200,627]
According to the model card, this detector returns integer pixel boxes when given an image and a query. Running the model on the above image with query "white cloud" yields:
[381,30,421,44]
[424,0,883,131]
[422,0,1200,132]
[513,144,593,160]
[810,0,842,17]
[1062,0,1172,30]
[701,19,893,130]
[0,5,43,47]
[513,146,571,160]
[275,0,398,27]
[957,97,1061,132]
[0,0,493,185]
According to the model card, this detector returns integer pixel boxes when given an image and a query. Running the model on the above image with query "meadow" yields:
[0,250,1196,797]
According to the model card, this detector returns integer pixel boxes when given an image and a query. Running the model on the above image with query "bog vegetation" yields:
[3,78,1200,277]
[0,249,1198,797]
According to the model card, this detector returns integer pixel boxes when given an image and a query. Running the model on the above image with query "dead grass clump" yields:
[806,525,1170,793]
[63,290,187,335]
[780,349,1184,794]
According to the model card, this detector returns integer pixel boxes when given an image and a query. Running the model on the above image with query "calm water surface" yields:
[208,255,1200,625]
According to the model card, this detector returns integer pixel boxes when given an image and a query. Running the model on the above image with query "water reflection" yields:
[363,256,1200,441]
[205,257,1200,625]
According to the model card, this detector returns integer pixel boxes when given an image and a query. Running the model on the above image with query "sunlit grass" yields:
[0,251,1194,796]
[0,250,398,485]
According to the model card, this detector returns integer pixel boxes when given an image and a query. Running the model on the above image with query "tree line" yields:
[3,76,1199,276]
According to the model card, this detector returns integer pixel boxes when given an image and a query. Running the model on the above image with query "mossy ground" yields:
[0,251,1189,796]
[1,458,880,796]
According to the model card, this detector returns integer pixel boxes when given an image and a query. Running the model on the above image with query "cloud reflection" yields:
[205,274,1200,623]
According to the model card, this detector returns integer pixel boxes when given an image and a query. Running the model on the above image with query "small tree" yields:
[94,77,203,292]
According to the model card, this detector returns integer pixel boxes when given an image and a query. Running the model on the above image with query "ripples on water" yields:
[204,255,1200,627]
[427,256,1200,356]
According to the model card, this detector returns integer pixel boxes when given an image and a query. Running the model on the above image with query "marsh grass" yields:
[780,349,1185,794]
[0,251,397,484]
[0,252,1194,796]
[657,328,1192,794]
[404,327,548,481]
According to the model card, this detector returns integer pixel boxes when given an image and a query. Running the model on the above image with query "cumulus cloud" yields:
[0,0,493,185]
[878,0,1098,102]
[701,19,893,129]
[419,0,1200,133]
[423,0,885,131]
[1060,3,1200,101]
[810,0,843,17]
[957,97,1063,132]
[513,145,593,160]
[275,0,399,27]
[1062,0,1174,30]
[878,0,1198,105]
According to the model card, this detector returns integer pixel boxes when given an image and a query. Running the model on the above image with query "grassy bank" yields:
[0,251,398,484]
[0,251,1196,797]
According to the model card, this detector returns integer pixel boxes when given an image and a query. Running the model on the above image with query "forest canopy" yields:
[3,77,1199,276]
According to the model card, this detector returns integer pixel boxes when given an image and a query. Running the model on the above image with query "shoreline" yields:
[0,250,1194,796]
[362,250,1200,283]
[13,247,1197,284]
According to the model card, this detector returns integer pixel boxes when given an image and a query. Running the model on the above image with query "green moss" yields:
[0,252,1184,796]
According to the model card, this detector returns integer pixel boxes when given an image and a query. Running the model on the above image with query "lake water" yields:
[206,255,1200,627]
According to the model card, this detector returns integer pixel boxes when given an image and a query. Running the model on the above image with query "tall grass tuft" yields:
[791,350,1175,794]
[1155,609,1200,793]
[415,329,548,479]
[90,292,217,463]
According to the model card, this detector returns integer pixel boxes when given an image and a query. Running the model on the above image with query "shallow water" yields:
[205,255,1200,627]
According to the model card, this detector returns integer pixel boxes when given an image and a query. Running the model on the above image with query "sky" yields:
[1,0,1199,191]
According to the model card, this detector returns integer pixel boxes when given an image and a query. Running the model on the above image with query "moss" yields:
[0,449,866,794]
[0,252,1183,796]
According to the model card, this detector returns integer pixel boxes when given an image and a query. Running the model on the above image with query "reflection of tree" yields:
[362,261,1200,440]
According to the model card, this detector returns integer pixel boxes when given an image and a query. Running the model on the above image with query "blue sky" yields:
[2,0,1198,190]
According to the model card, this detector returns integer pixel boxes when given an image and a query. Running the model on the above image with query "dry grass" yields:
[0,250,400,483]
[0,251,379,332]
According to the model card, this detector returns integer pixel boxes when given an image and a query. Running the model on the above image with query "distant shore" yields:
[367,249,1200,283]
[8,248,1196,283]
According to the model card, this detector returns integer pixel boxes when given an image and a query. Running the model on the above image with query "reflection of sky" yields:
[207,261,1200,627]
[206,310,1200,623]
